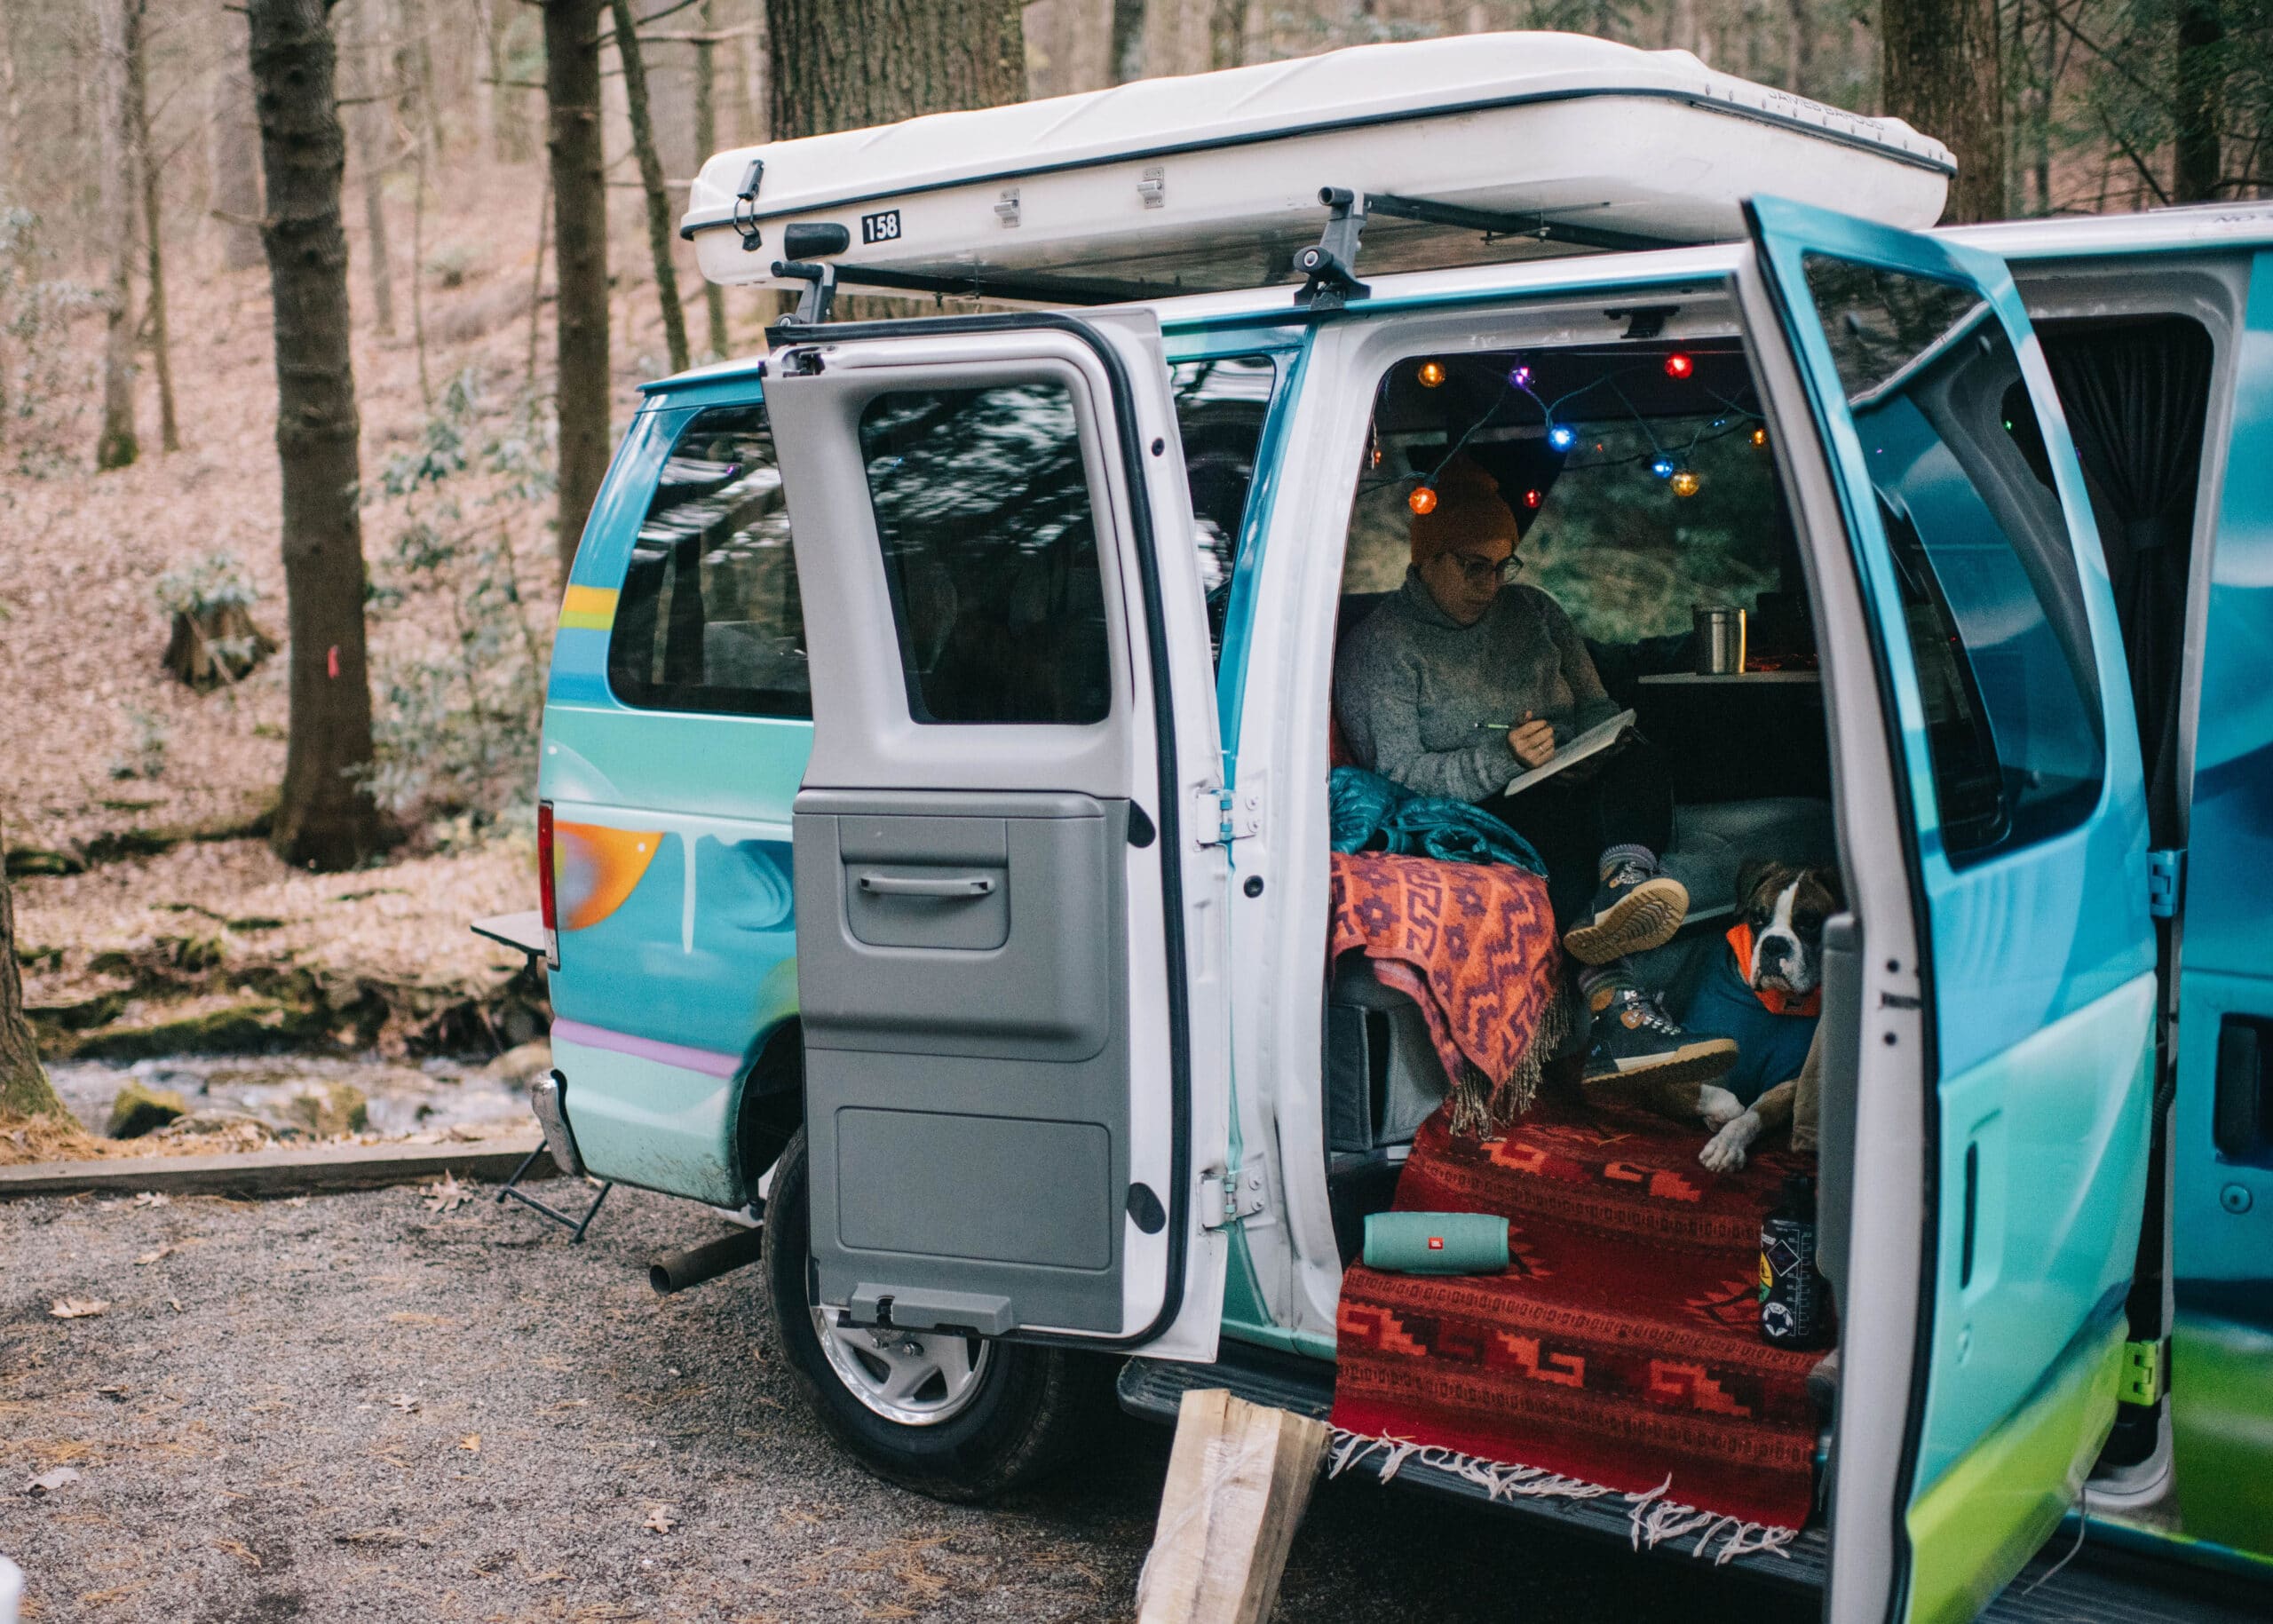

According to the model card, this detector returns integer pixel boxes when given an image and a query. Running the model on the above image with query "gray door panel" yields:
[797,788,1133,1335]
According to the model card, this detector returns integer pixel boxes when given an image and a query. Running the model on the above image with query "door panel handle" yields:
[2214,1016,2273,1165]
[855,872,997,899]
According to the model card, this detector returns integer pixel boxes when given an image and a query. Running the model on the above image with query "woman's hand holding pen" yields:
[1506,710,1556,769]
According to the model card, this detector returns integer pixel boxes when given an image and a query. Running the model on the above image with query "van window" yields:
[858,380,1111,725]
[1800,255,2104,862]
[608,402,809,718]
[1170,354,1278,663]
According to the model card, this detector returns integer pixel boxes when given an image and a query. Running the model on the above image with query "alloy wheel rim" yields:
[809,1304,992,1426]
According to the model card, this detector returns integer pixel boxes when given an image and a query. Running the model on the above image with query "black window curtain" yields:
[2036,316,2215,844]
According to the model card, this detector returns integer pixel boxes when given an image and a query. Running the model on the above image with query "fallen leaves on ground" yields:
[134,1238,202,1265]
[211,1536,262,1570]
[458,1433,480,1454]
[387,1394,420,1414]
[23,1467,81,1494]
[423,1172,471,1215]
[50,1298,109,1319]
[643,1505,677,1534]
[385,1311,452,1327]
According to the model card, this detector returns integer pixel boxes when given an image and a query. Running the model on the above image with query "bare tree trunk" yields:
[475,0,499,160]
[1783,0,1814,99]
[2174,3,2224,202]
[545,0,609,578]
[2031,0,2053,212]
[0,2,18,197]
[766,0,1024,139]
[410,135,431,404]
[0,818,66,1122]
[611,0,690,375]
[96,0,141,471]
[400,0,446,164]
[1880,0,2005,222]
[693,0,730,360]
[1109,0,1144,83]
[349,0,397,336]
[210,6,266,271]
[248,0,390,871]
[132,17,178,455]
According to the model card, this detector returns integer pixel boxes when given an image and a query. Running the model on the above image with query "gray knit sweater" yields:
[1334,570,1620,804]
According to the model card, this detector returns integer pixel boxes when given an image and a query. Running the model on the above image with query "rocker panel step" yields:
[1118,1344,2269,1620]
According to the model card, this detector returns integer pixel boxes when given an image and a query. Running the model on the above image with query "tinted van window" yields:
[1170,354,1277,662]
[1801,255,2103,862]
[608,402,809,717]
[858,380,1111,725]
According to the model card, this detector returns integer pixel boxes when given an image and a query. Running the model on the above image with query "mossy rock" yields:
[26,990,130,1033]
[67,1002,331,1062]
[107,1081,189,1139]
[282,1081,368,1138]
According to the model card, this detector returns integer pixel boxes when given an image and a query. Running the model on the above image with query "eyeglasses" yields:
[1450,553,1524,588]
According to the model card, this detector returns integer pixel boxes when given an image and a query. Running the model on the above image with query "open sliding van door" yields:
[761,312,1232,1360]
[1746,197,2158,1623]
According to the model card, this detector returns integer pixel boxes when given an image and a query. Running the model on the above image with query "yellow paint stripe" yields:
[558,585,617,631]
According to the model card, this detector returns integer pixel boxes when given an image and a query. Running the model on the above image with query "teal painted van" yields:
[512,35,2273,1624]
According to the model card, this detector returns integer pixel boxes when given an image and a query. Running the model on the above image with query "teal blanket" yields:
[1328,767,1546,875]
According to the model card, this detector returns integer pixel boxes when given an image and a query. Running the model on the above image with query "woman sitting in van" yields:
[1334,454,1734,1089]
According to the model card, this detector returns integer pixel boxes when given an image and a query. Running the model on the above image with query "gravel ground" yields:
[0,1178,1818,1623]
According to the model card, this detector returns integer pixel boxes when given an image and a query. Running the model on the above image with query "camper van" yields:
[501,32,2273,1624]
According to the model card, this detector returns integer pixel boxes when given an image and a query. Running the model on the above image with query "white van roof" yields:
[682,32,1952,305]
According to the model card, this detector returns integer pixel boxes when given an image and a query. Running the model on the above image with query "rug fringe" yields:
[1449,980,1571,1137]
[1329,1429,1796,1564]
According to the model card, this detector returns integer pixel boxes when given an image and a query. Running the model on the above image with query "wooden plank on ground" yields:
[1134,1386,1332,1624]
[0,1135,559,1200]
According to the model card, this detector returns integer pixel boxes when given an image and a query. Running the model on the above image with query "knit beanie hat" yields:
[1409,453,1521,566]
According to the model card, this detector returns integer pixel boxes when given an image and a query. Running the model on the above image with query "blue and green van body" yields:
[533,203,2273,1617]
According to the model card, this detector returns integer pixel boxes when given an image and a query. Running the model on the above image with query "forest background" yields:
[0,0,2266,1126]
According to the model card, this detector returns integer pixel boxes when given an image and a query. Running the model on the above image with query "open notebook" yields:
[1503,709,1636,796]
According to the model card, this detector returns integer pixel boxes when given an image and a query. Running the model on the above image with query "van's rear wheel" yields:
[760,1127,1103,1501]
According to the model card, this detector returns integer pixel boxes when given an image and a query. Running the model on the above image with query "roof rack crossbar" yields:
[1366,192,1673,254]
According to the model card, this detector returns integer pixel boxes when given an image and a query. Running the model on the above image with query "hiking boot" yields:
[1563,844,1689,964]
[1581,984,1736,1089]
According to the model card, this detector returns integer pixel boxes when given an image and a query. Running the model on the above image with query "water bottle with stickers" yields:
[1760,1173,1826,1348]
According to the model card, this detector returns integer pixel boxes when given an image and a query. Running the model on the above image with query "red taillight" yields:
[536,801,559,968]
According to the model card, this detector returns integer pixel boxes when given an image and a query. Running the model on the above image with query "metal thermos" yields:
[1695,605,1747,675]
[1760,1174,1827,1348]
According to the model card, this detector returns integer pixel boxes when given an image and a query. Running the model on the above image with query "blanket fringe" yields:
[1329,1429,1796,1565]
[1449,981,1571,1137]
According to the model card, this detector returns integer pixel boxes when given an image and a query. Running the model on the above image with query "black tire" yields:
[760,1126,1104,1501]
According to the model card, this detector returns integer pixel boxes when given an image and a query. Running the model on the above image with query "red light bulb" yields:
[1523,488,1541,509]
[1408,486,1437,515]
[1664,352,1694,379]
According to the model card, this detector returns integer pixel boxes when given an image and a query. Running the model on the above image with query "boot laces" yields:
[1607,860,1653,890]
[1618,988,1681,1037]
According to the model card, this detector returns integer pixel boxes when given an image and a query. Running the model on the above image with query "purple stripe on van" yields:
[551,1018,741,1079]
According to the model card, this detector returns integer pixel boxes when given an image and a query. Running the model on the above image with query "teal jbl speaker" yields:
[1361,1211,1509,1274]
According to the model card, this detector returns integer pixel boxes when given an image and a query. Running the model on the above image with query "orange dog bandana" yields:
[1725,923,1821,1018]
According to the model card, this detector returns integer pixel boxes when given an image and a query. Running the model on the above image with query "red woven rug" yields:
[1329,1099,1826,1551]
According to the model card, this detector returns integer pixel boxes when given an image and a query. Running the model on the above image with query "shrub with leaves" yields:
[0,202,99,476]
[108,705,169,780]
[364,368,556,830]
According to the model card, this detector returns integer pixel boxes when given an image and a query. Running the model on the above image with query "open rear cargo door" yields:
[763,311,1232,1359]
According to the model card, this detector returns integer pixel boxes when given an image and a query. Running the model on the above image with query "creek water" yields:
[49,1052,532,1140]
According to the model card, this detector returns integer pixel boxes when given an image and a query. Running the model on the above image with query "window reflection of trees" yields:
[859,382,1111,725]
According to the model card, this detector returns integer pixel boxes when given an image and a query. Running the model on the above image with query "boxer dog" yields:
[1695,860,1843,1171]
[1600,860,1841,1168]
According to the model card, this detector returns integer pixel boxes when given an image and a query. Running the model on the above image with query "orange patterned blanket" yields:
[1328,851,1564,1131]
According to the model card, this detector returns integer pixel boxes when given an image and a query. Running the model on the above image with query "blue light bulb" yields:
[1548,424,1575,452]
[1651,455,1675,479]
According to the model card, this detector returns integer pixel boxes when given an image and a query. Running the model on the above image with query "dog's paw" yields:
[1698,1086,1745,1128]
[1700,1111,1762,1172]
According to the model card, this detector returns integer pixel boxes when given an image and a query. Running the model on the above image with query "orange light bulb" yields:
[1408,485,1438,515]
[1750,426,1768,448]
[1417,360,1446,388]
[1671,470,1701,498]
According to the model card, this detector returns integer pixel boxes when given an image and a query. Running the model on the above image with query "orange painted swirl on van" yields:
[554,822,664,931]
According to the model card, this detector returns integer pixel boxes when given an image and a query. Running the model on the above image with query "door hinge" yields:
[1199,1154,1270,1230]
[1193,784,1262,848]
[2149,848,2185,919]
[2119,1338,2165,1407]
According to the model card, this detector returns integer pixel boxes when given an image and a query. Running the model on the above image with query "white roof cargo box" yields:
[681,31,1952,305]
